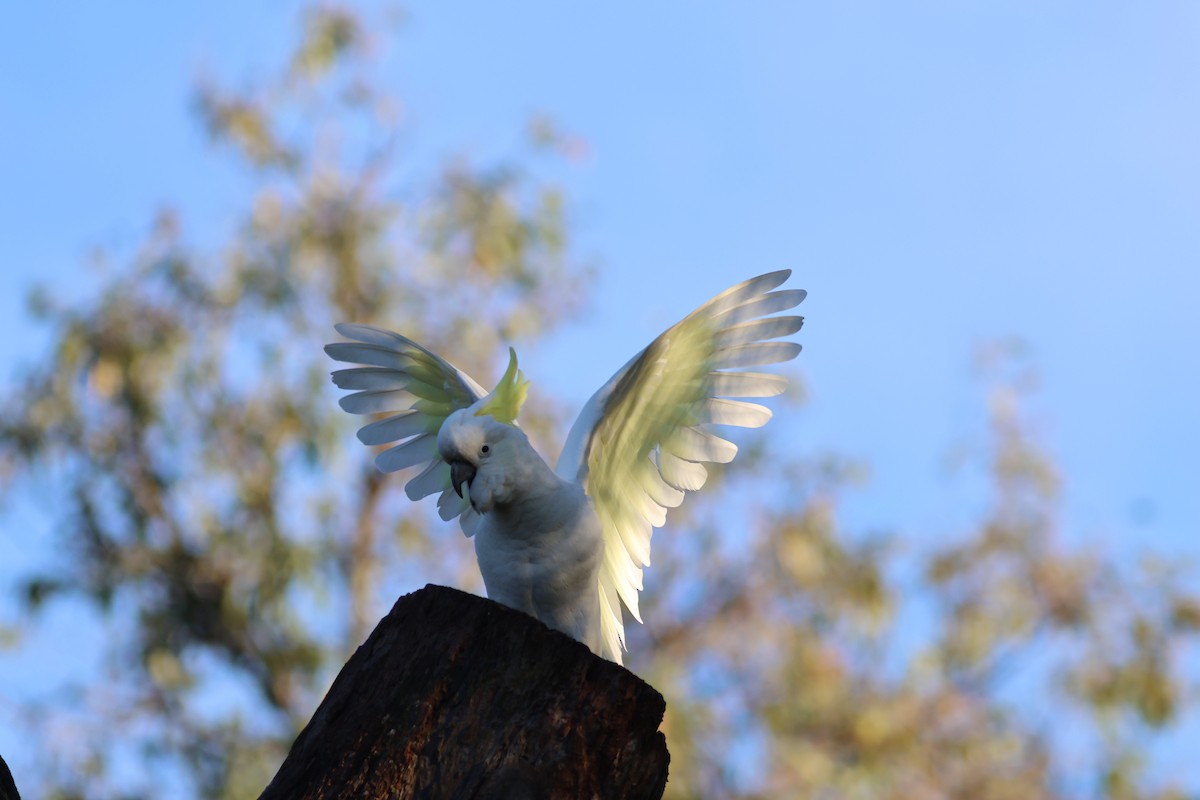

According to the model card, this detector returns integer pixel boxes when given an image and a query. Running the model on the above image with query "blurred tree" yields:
[0,6,1196,800]
[634,343,1200,800]
[1,7,581,797]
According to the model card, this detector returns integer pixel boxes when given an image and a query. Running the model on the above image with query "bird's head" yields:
[437,410,528,514]
[436,347,535,514]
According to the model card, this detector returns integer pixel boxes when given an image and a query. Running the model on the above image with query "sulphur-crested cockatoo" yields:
[326,271,804,664]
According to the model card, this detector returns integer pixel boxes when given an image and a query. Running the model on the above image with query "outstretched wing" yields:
[325,324,487,535]
[556,270,805,662]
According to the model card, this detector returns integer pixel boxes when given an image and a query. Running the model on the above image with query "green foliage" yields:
[631,346,1199,799]
[1,9,580,797]
[1,7,1196,799]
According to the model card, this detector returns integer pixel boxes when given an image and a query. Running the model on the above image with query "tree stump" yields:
[260,585,669,799]
[0,754,19,800]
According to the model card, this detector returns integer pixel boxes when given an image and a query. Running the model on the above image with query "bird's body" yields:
[327,270,806,664]
[474,482,603,652]
[447,416,604,650]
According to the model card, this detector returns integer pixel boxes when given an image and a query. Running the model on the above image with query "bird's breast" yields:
[473,488,603,650]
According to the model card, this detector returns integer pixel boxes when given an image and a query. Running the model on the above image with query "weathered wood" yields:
[0,753,19,800]
[261,584,669,799]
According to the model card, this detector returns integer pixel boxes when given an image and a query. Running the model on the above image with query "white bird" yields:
[326,270,805,664]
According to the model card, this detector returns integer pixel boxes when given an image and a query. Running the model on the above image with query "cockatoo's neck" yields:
[488,457,585,540]
[500,433,571,503]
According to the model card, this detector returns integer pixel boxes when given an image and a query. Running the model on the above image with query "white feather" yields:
[710,370,789,399]
[324,342,413,371]
[715,289,808,326]
[657,451,709,492]
[664,426,738,464]
[375,434,438,473]
[712,341,803,370]
[339,389,417,415]
[357,411,432,446]
[437,487,470,521]
[640,461,686,509]
[714,315,805,349]
[405,459,450,501]
[697,397,773,428]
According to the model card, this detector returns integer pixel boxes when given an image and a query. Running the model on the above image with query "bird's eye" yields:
[481,445,490,455]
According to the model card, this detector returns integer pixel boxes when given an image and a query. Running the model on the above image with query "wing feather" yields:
[326,324,488,535]
[338,389,419,415]
[458,507,482,537]
[714,315,805,348]
[601,528,645,621]
[709,371,789,398]
[716,289,809,326]
[664,425,738,464]
[658,451,709,491]
[597,572,623,658]
[698,398,773,428]
[712,341,803,369]
[556,270,805,663]
[437,486,471,521]
[331,367,410,391]
[624,473,669,528]
[356,411,429,446]
[406,460,451,501]
[687,269,792,317]
[375,434,439,473]
[614,499,657,562]
[640,459,686,508]
[324,342,412,371]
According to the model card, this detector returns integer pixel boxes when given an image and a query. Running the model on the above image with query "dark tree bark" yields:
[261,585,669,799]
[0,753,19,800]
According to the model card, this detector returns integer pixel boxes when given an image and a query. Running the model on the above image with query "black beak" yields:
[450,460,476,499]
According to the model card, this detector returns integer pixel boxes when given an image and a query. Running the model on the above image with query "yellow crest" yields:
[475,348,529,425]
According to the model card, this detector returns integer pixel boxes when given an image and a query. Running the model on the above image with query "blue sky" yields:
[2,0,1199,792]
